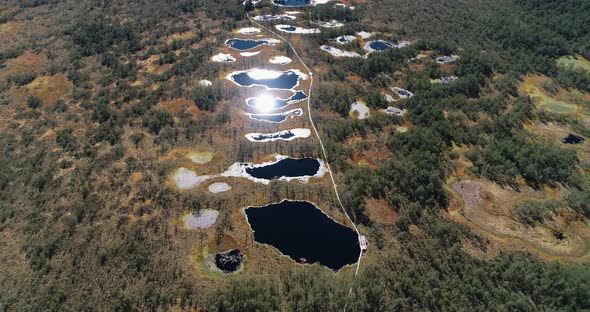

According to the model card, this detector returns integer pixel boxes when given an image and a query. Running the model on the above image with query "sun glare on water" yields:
[247,69,283,80]
[254,94,276,112]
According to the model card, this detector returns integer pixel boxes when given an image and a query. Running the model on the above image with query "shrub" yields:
[27,95,43,109]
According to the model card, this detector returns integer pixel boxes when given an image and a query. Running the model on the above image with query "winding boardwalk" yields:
[248,14,364,308]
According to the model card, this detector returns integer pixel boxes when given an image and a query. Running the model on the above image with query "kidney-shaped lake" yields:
[225,38,280,51]
[227,68,309,90]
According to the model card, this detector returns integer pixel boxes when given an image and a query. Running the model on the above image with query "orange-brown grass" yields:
[449,178,590,261]
[0,51,48,80]
[13,74,73,106]
[366,198,396,225]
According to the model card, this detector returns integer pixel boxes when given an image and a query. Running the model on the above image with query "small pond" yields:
[0,64,6,69]
[562,134,585,144]
[220,155,325,184]
[225,38,280,51]
[272,0,310,7]
[244,200,360,271]
[214,249,245,273]
[364,40,393,52]
[245,128,311,142]
[335,35,356,44]
[246,91,307,111]
[247,108,303,123]
[392,87,413,99]
[246,157,319,180]
[227,68,308,90]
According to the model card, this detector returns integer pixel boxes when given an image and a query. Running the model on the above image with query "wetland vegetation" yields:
[1,0,590,310]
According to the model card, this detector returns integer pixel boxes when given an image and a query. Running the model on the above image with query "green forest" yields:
[1,0,589,311]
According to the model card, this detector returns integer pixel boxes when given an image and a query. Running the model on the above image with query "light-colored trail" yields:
[248,14,364,309]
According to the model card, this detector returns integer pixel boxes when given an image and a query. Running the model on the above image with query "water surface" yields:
[245,200,360,271]
[226,38,278,51]
[227,69,307,90]
[562,134,585,144]
[272,0,310,7]
[214,249,245,273]
[246,91,307,111]
[245,157,320,179]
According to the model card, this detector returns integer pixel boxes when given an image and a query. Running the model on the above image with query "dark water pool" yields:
[245,200,360,271]
[214,249,245,273]
[252,131,296,141]
[562,134,585,144]
[230,70,304,90]
[0,65,6,69]
[226,38,276,51]
[369,40,393,51]
[246,91,307,110]
[272,0,310,6]
[278,25,297,32]
[249,113,290,123]
[246,157,320,179]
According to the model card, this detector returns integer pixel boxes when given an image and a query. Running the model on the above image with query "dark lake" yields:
[246,91,307,110]
[272,0,310,6]
[214,249,245,273]
[562,134,585,144]
[249,113,290,123]
[278,25,297,32]
[0,65,6,69]
[230,69,305,90]
[226,38,276,51]
[244,200,360,271]
[368,40,393,51]
[246,157,320,179]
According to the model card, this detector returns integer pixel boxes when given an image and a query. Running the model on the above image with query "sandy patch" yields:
[269,56,293,65]
[356,31,372,39]
[241,51,261,57]
[236,27,261,35]
[211,53,236,63]
[208,182,232,193]
[275,25,320,34]
[451,179,587,257]
[316,20,344,28]
[199,79,213,86]
[350,101,370,119]
[183,209,220,229]
[187,151,214,164]
[172,168,210,189]
[320,45,361,58]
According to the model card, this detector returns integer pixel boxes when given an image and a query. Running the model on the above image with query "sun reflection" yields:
[247,69,283,80]
[254,94,276,113]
